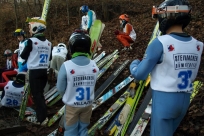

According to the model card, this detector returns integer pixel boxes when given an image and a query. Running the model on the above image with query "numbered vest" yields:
[27,38,51,69]
[18,40,27,63]
[62,60,99,107]
[151,35,203,93]
[1,81,24,107]
[52,46,68,59]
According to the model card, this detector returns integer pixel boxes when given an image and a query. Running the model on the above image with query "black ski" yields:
[126,87,152,135]
[94,59,130,100]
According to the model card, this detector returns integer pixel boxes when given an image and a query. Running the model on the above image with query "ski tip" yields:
[129,82,136,88]
[109,125,117,135]
[145,75,151,87]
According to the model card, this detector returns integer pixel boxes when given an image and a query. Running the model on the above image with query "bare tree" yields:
[14,0,18,28]
[66,0,69,25]
[37,0,42,12]
[102,0,109,21]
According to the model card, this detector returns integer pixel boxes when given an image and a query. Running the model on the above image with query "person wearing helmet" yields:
[56,29,99,136]
[114,14,136,51]
[50,43,68,74]
[20,17,52,126]
[130,0,203,136]
[80,5,96,33]
[2,49,13,70]
[80,5,103,51]
[0,50,18,83]
[0,73,26,107]
[13,29,28,73]
[48,43,71,84]
[0,49,18,83]
[0,49,13,82]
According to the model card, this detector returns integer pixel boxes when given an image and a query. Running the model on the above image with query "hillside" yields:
[0,0,204,136]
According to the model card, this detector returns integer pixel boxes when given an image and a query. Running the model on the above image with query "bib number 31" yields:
[76,87,90,101]
[177,70,192,90]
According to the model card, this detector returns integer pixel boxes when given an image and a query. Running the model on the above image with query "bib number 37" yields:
[177,70,192,90]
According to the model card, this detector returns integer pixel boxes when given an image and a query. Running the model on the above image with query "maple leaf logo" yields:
[93,68,97,73]
[70,69,75,74]
[168,44,174,52]
[197,45,200,51]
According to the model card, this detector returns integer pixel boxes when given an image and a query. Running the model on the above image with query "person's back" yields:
[21,17,52,126]
[0,73,25,107]
[151,34,202,92]
[80,5,96,33]
[51,43,67,71]
[129,1,203,136]
[52,44,68,59]
[57,30,99,136]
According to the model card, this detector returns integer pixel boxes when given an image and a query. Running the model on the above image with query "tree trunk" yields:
[14,0,18,28]
[102,0,108,21]
[26,0,33,15]
[66,0,69,25]
[37,0,42,14]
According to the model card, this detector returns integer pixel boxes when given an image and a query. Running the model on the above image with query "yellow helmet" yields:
[14,29,25,37]
[26,17,46,34]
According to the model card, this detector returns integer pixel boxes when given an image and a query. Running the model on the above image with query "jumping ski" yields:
[94,51,106,63]
[97,54,119,80]
[114,80,146,136]
[92,75,134,110]
[18,83,30,120]
[47,55,121,126]
[95,59,130,100]
[97,50,119,69]
[88,81,137,136]
[130,80,203,136]
[44,86,57,100]
[126,21,162,136]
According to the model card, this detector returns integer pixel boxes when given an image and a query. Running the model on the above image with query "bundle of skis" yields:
[47,49,132,136]
[47,22,161,136]
[17,20,204,136]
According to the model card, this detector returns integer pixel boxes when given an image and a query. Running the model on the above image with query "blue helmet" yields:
[80,5,89,13]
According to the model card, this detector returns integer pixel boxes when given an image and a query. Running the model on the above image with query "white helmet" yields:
[26,17,46,34]
[57,43,67,49]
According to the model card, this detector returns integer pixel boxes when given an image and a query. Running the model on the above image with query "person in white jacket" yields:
[50,43,68,72]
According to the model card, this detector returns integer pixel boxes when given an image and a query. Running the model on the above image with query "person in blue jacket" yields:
[80,5,96,33]
[130,0,203,136]
[57,29,99,136]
